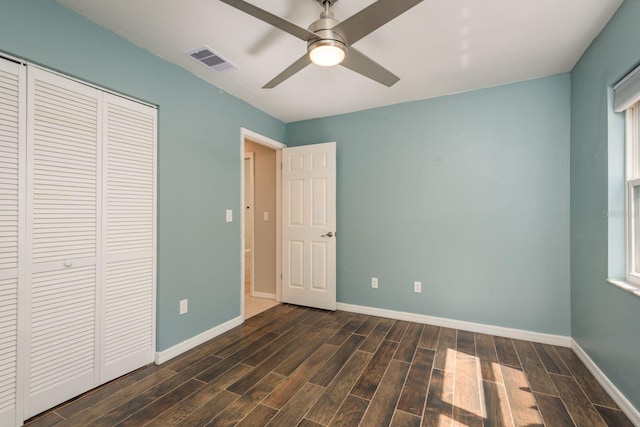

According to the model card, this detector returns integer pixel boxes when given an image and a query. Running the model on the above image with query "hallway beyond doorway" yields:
[244,249,278,318]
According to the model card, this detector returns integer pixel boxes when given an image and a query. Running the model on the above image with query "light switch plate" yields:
[371,277,378,289]
[179,299,188,315]
[226,209,233,222]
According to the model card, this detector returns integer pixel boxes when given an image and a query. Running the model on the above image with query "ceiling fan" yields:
[220,0,424,88]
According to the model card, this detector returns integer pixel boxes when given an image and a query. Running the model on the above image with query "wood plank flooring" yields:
[25,304,633,427]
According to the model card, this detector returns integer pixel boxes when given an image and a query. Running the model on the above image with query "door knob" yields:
[321,231,334,238]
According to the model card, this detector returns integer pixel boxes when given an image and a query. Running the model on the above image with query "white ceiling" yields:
[57,0,622,123]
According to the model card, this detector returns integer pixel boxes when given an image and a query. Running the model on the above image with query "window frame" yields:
[625,103,640,285]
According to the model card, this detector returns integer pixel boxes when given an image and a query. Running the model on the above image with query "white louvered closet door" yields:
[0,58,25,427]
[25,67,101,418]
[100,93,156,383]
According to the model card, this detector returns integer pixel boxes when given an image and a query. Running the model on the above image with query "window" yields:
[627,103,640,285]
[613,64,640,290]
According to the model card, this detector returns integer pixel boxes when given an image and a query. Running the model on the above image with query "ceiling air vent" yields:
[187,47,237,72]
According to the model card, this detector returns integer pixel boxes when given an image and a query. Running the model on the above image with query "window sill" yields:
[607,278,640,299]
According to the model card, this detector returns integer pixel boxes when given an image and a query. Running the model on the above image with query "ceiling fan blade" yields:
[332,0,423,45]
[341,47,399,87]
[263,54,312,89]
[248,1,305,55]
[220,0,317,42]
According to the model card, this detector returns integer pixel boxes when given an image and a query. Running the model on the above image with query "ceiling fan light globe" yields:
[309,43,346,67]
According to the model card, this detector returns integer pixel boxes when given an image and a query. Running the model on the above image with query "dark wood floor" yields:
[26,304,633,427]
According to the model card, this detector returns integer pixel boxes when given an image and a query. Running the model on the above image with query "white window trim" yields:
[626,106,640,284]
[608,66,640,297]
[611,103,640,298]
[626,180,640,285]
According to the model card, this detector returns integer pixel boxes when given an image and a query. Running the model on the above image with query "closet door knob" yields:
[63,260,72,268]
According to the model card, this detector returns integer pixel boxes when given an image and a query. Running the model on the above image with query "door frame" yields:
[240,128,285,319]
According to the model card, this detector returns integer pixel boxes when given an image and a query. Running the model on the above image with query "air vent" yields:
[187,47,237,72]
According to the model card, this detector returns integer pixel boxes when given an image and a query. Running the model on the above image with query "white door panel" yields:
[100,93,156,383]
[282,142,336,310]
[0,53,24,427]
[25,67,101,418]
[27,265,96,417]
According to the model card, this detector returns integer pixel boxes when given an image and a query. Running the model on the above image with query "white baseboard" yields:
[571,339,640,425]
[336,303,571,347]
[155,315,243,364]
[252,291,276,300]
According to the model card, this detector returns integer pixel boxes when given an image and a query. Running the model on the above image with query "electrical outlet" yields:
[263,211,269,221]
[225,209,233,222]
[371,277,379,289]
[180,299,188,315]
[414,281,422,293]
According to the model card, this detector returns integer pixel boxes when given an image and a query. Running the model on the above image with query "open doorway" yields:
[241,129,284,319]
[240,128,337,316]
[243,152,255,297]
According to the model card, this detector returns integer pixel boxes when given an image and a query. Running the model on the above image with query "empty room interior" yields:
[1,0,640,426]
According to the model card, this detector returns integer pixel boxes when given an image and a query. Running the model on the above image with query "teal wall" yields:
[288,75,571,336]
[0,0,286,350]
[5,2,639,410]
[570,0,640,409]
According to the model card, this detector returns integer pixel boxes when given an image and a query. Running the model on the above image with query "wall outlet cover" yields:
[180,299,188,315]
[414,281,422,293]
[372,277,379,288]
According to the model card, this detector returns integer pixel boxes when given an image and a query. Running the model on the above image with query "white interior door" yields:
[0,62,157,424]
[282,142,336,310]
[100,93,156,383]
[0,57,25,427]
[25,67,101,417]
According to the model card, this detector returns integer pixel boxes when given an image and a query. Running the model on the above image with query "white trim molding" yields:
[252,291,276,300]
[155,316,243,364]
[241,127,286,150]
[571,339,640,425]
[336,303,571,347]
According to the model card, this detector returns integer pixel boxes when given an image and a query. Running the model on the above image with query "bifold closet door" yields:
[0,58,25,427]
[100,93,156,383]
[25,67,101,417]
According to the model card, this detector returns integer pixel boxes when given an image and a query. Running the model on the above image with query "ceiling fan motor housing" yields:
[307,16,347,57]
